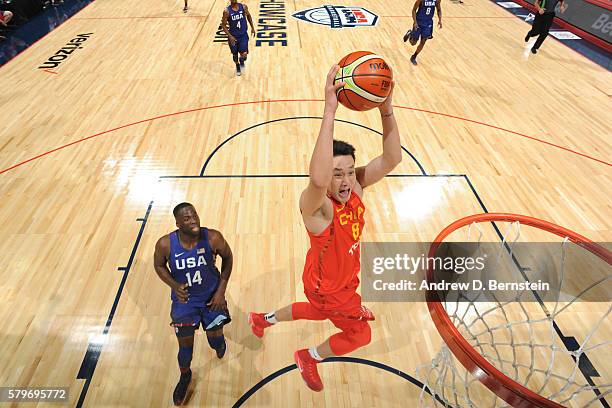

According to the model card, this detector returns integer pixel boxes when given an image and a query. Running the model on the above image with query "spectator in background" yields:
[0,10,13,26]
[0,10,13,40]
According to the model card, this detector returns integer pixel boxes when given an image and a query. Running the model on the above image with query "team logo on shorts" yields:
[292,5,378,28]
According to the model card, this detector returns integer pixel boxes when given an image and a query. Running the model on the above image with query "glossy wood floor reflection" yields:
[0,0,610,406]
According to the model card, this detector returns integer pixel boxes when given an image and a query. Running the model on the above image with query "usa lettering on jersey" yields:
[175,255,208,270]
[229,4,247,34]
[418,0,436,18]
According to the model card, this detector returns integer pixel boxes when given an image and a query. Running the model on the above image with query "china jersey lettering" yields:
[303,192,366,295]
[416,0,437,21]
[227,3,247,36]
[168,228,220,303]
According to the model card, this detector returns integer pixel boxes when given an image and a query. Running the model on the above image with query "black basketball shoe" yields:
[216,338,227,359]
[173,369,192,406]
[403,30,412,42]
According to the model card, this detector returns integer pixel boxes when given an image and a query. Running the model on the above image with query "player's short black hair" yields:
[333,139,356,161]
[173,202,195,218]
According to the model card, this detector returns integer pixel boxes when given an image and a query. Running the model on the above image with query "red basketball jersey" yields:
[303,192,366,296]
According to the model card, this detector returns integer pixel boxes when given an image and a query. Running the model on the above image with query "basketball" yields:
[334,51,393,111]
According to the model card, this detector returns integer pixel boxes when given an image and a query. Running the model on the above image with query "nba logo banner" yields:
[292,5,378,28]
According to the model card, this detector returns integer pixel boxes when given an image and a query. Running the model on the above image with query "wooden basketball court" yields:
[0,0,610,406]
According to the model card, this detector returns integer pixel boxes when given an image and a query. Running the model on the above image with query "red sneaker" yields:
[294,349,323,392]
[248,312,272,338]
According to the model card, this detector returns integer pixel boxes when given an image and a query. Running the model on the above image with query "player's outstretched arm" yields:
[244,4,256,36]
[300,65,345,216]
[437,0,443,28]
[207,229,232,312]
[356,81,402,189]
[154,236,189,303]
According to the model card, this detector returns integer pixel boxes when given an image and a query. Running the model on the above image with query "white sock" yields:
[308,347,323,361]
[264,312,278,324]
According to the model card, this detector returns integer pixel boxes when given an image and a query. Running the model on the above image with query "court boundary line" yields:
[160,173,466,179]
[1,99,609,176]
[75,201,153,408]
[73,15,210,20]
[383,15,515,18]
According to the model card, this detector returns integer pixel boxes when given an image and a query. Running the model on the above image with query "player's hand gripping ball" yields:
[334,51,393,111]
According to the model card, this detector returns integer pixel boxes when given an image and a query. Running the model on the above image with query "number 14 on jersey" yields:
[186,271,202,286]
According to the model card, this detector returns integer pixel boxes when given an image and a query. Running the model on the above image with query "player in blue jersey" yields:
[221,0,256,76]
[154,202,233,406]
[403,0,443,65]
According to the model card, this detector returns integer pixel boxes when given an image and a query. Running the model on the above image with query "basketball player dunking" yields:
[403,0,443,65]
[249,65,402,392]
[154,203,233,405]
[221,0,256,76]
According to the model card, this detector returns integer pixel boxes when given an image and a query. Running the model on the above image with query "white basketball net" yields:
[417,220,612,408]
